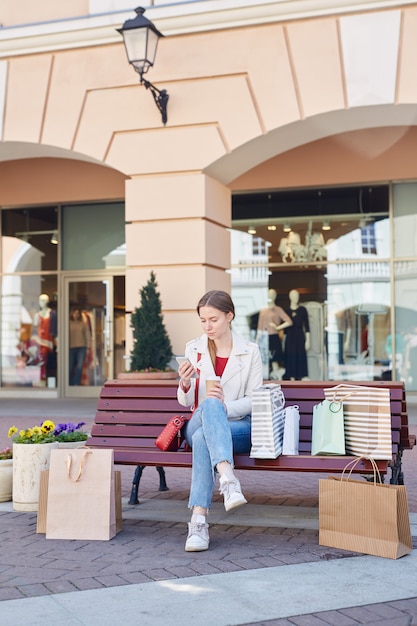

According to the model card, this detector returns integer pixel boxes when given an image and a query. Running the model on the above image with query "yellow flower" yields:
[41,420,55,433]
[8,426,18,438]
[26,428,34,438]
[32,426,42,436]
[19,430,26,438]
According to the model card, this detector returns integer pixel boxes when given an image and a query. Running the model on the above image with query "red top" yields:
[215,356,228,377]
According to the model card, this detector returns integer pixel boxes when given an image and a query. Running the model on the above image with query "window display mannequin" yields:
[31,293,57,384]
[283,289,310,380]
[69,308,91,386]
[256,289,292,380]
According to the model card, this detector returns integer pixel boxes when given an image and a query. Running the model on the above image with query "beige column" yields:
[125,172,231,355]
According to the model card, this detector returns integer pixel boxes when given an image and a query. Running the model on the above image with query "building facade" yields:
[1,0,417,397]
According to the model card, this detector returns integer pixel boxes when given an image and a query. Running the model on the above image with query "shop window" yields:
[230,184,391,383]
[62,202,125,271]
[1,207,58,272]
[393,182,417,258]
[393,260,417,392]
[1,274,58,388]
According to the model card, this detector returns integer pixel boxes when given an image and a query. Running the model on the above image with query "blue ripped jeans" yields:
[184,397,251,510]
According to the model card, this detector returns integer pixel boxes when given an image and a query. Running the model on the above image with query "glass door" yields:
[63,276,125,397]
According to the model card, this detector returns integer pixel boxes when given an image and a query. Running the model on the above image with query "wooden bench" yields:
[87,379,416,504]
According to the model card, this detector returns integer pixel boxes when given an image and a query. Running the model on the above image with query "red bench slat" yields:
[86,379,413,484]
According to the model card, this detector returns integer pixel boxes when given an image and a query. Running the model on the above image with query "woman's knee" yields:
[201,397,224,411]
[201,397,227,422]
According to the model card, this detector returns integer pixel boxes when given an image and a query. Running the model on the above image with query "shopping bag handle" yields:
[328,383,369,402]
[328,383,367,391]
[341,456,382,486]
[330,388,357,403]
[66,448,92,482]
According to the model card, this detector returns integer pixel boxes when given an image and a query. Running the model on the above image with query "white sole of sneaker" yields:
[185,543,209,552]
[224,495,247,512]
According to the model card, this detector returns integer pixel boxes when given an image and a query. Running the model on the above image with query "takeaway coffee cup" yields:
[206,376,221,394]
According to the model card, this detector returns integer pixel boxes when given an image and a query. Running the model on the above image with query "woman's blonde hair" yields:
[197,290,235,366]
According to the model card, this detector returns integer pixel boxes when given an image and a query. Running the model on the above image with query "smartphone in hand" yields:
[175,356,197,377]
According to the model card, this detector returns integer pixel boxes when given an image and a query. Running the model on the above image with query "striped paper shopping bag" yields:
[250,384,285,459]
[323,384,392,460]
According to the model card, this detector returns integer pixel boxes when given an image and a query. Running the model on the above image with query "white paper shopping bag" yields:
[250,384,285,459]
[282,405,300,455]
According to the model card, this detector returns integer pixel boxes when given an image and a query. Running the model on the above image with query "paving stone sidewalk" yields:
[0,399,416,624]
[1,465,417,624]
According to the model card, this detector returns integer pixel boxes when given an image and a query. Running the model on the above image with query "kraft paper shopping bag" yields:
[39,467,122,536]
[36,470,49,534]
[46,448,117,540]
[324,384,392,459]
[250,384,285,458]
[319,458,412,559]
[311,399,345,455]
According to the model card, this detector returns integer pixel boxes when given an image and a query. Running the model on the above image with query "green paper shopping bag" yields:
[311,398,345,455]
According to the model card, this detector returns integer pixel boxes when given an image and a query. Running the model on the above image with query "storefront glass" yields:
[231,184,394,384]
[393,183,417,391]
[2,206,58,272]
[62,202,125,270]
[1,273,58,388]
[0,202,126,393]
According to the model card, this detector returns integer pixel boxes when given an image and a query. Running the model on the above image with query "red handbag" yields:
[155,415,188,451]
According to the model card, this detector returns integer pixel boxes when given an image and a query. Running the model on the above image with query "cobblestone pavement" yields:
[0,400,416,624]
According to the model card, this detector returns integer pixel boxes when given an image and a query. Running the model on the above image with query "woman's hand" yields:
[206,382,224,404]
[178,360,196,391]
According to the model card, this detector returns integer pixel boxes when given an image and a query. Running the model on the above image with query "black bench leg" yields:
[128,465,169,505]
[390,450,404,485]
[157,466,169,491]
[128,465,145,505]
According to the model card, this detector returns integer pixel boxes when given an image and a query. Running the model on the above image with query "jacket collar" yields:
[189,332,251,383]
[190,332,250,355]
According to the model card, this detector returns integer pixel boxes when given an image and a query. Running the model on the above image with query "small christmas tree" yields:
[129,272,173,371]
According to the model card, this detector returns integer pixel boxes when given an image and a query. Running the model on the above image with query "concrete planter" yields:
[0,459,13,502]
[12,442,58,512]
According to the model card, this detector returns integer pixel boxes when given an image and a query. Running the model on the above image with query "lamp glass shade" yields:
[120,27,160,76]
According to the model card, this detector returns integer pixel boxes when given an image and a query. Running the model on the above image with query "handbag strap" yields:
[194,352,201,409]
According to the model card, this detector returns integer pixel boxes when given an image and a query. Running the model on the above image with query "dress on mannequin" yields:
[257,289,292,379]
[284,289,310,380]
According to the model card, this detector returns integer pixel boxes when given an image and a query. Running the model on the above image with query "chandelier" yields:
[278,221,328,263]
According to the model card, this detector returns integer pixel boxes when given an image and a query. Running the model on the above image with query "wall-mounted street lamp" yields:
[117,6,169,125]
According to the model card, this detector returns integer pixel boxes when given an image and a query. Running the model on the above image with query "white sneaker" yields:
[219,475,247,512]
[185,517,209,552]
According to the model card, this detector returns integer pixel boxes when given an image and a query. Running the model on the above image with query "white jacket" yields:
[177,331,263,420]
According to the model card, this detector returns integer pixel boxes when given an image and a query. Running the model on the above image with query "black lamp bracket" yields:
[141,77,169,125]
